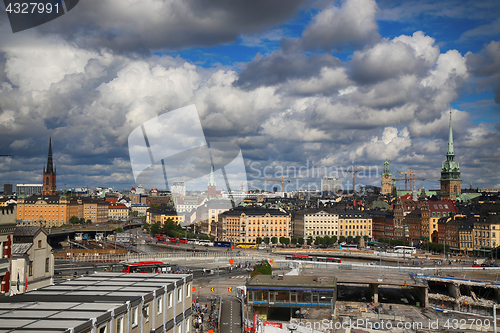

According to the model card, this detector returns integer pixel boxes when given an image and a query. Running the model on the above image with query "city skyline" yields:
[0,0,499,191]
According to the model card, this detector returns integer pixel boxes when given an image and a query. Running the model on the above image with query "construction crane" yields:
[0,155,13,184]
[263,176,290,192]
[344,166,377,194]
[396,167,440,191]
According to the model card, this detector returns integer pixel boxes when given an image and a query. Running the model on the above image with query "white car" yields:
[258,244,267,250]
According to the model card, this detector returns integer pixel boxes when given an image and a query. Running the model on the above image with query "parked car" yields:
[258,244,267,250]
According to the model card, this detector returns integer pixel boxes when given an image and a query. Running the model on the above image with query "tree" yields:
[347,236,353,244]
[131,211,138,217]
[264,237,270,244]
[79,218,85,224]
[114,227,124,233]
[355,235,361,244]
[339,236,346,244]
[271,237,278,244]
[86,219,92,224]
[297,237,304,245]
[69,216,79,225]
[291,237,297,245]
[363,235,369,242]
[331,235,338,244]
[250,260,272,278]
[307,236,313,245]
[315,236,323,245]
[150,222,162,235]
[281,237,290,246]
[256,237,263,244]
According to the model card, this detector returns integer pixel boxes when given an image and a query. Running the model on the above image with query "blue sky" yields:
[0,0,500,193]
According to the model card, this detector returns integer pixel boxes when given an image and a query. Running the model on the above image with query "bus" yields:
[122,261,174,273]
[339,244,359,251]
[394,246,416,255]
[214,241,232,248]
[236,242,256,249]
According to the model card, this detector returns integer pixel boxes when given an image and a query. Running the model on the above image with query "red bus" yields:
[122,261,171,273]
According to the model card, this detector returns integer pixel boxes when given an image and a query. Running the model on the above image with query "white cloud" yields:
[301,0,379,50]
[349,127,411,161]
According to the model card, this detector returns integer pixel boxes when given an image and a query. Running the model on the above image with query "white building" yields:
[320,177,342,193]
[16,184,43,197]
[171,181,186,196]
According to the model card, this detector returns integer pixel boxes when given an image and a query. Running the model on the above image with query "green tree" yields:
[307,236,313,245]
[199,234,210,240]
[298,237,304,245]
[79,218,85,224]
[315,236,323,245]
[347,236,353,244]
[363,235,369,242]
[280,237,290,246]
[86,219,92,224]
[331,235,338,244]
[114,227,124,233]
[131,211,139,217]
[291,237,297,245]
[150,222,162,235]
[250,260,272,278]
[271,237,278,244]
[264,237,270,244]
[69,216,79,224]
[339,236,346,244]
[355,235,361,244]
[256,237,263,244]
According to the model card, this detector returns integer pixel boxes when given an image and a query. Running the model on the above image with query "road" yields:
[220,296,242,333]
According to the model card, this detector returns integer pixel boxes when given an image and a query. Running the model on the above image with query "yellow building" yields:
[108,203,129,220]
[459,218,474,254]
[81,199,109,224]
[147,208,184,226]
[220,208,291,244]
[474,215,500,250]
[16,195,71,228]
[338,211,372,238]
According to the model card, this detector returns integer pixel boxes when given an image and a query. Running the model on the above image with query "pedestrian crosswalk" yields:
[230,275,248,279]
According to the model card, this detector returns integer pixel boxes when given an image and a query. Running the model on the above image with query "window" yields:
[99,325,107,333]
[132,306,138,327]
[28,261,33,276]
[157,297,163,314]
[178,287,182,303]
[177,324,182,333]
[144,304,150,322]
[45,258,49,273]
[116,316,124,333]
[186,282,190,298]
[38,240,42,248]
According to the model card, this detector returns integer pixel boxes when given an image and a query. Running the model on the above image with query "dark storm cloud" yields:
[234,51,341,90]
[466,40,500,104]
[35,0,307,54]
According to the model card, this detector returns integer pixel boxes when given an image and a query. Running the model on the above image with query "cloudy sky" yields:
[0,0,499,193]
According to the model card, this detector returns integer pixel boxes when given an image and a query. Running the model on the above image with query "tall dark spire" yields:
[46,136,54,173]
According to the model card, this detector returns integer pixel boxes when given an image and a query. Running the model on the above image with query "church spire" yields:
[208,164,216,187]
[447,110,454,156]
[46,136,54,173]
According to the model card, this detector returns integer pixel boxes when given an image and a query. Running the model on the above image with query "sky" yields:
[0,0,500,193]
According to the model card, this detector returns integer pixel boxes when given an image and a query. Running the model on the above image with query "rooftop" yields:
[247,274,336,288]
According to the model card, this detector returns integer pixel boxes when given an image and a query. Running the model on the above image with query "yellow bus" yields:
[236,242,257,249]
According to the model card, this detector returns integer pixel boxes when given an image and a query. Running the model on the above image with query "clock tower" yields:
[381,159,392,195]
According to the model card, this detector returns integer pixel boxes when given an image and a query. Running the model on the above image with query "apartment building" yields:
[0,204,16,295]
[293,208,339,239]
[338,210,372,238]
[220,208,291,243]
[473,214,500,249]
[0,272,193,333]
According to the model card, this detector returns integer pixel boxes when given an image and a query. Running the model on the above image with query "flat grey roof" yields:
[0,272,189,332]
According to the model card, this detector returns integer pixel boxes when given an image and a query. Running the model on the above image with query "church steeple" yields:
[45,136,54,173]
[207,165,216,198]
[440,110,461,200]
[381,159,393,195]
[447,111,454,156]
[42,136,57,196]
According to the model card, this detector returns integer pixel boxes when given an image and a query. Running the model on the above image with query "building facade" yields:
[293,208,339,239]
[338,210,372,239]
[0,205,16,295]
[220,208,291,243]
[10,226,53,294]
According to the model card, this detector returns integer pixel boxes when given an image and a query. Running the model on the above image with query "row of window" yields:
[339,231,371,236]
